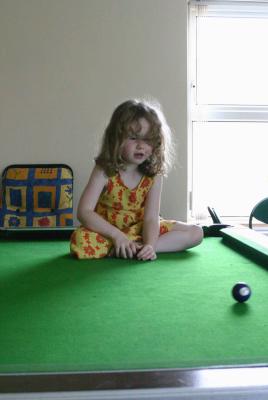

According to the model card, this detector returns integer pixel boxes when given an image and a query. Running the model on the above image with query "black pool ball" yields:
[232,282,251,303]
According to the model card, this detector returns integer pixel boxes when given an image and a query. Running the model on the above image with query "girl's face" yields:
[120,118,153,167]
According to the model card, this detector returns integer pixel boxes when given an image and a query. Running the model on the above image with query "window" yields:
[188,0,268,221]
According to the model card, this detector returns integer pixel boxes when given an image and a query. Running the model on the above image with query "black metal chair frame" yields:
[249,197,268,229]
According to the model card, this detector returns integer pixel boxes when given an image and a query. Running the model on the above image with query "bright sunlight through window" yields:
[189,1,268,220]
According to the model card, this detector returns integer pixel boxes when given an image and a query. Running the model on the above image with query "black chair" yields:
[249,197,268,229]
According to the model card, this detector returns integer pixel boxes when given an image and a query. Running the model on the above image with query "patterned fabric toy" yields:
[0,164,73,228]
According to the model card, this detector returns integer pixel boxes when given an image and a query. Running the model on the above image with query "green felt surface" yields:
[1,237,268,373]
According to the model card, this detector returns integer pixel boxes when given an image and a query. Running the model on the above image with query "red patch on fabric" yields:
[129,192,136,203]
[160,225,169,235]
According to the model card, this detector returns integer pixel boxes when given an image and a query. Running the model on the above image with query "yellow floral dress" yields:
[70,174,175,259]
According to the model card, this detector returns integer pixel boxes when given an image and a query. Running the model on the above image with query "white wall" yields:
[0,0,188,225]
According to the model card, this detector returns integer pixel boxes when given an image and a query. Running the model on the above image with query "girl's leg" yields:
[155,221,203,253]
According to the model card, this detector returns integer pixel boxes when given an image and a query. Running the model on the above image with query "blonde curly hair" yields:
[95,99,173,177]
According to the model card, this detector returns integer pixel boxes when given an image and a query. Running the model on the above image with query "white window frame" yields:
[188,0,268,222]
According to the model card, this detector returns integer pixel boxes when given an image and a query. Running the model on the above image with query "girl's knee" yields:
[189,224,204,246]
[173,221,203,248]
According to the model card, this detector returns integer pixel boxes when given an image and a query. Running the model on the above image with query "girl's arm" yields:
[137,175,163,260]
[77,165,138,258]
[77,165,109,231]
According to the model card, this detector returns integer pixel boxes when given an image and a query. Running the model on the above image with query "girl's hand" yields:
[112,233,139,259]
[137,244,157,261]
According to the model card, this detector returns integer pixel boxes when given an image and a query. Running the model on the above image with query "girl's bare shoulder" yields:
[90,164,109,182]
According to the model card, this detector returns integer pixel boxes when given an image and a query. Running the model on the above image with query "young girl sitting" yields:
[70,99,203,260]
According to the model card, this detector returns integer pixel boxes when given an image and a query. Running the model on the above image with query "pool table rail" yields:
[1,365,268,394]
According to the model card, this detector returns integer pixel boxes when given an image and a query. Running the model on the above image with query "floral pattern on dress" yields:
[70,173,175,259]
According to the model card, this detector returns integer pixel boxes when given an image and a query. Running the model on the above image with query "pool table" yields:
[1,226,268,399]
